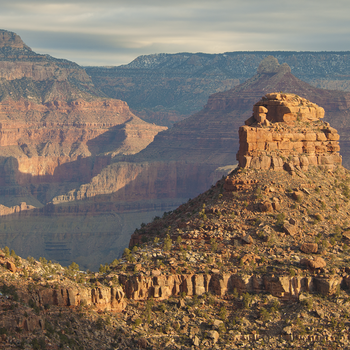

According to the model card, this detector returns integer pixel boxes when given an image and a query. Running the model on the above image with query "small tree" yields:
[219,306,227,321]
[210,238,218,253]
[3,246,9,257]
[10,249,17,258]
[163,235,172,251]
[69,262,79,271]
[176,235,182,245]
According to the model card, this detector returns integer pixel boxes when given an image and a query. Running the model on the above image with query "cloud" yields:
[0,0,349,66]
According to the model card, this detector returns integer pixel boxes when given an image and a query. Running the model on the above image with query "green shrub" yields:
[219,306,227,321]
[69,262,79,271]
[275,213,285,227]
[3,246,9,257]
[210,238,218,253]
[163,234,172,251]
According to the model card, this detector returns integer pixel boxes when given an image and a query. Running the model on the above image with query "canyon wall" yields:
[0,30,173,269]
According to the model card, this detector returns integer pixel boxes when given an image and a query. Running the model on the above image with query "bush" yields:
[3,246,9,257]
[242,292,252,309]
[275,213,285,227]
[69,262,79,271]
[219,306,227,321]
[210,238,218,253]
[31,337,46,350]
[134,318,142,328]
[0,284,19,301]
[163,234,172,251]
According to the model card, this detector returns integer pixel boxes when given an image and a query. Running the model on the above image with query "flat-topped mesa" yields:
[236,93,341,171]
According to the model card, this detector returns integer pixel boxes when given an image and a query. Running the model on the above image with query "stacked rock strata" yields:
[236,93,341,171]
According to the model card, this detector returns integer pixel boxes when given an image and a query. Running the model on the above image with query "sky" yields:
[1,0,350,67]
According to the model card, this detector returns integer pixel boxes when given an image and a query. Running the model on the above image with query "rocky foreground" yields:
[1,94,350,349]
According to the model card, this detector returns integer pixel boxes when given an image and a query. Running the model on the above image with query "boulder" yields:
[208,330,220,344]
[283,223,298,236]
[6,261,16,273]
[259,201,273,212]
[300,243,318,254]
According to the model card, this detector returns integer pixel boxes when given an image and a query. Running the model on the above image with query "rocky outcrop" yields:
[236,93,342,171]
[32,285,126,312]
[117,271,344,302]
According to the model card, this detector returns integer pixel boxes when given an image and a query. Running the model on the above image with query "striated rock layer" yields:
[237,93,341,171]
[0,30,169,268]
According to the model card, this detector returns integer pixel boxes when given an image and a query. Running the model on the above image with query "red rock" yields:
[301,257,326,270]
[300,243,318,254]
[236,93,341,172]
[283,223,297,236]
[6,261,16,273]
[259,201,273,212]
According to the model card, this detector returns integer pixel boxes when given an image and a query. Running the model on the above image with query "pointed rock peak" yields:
[257,56,291,74]
[0,29,31,50]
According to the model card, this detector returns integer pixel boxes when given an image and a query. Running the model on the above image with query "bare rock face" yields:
[236,93,341,171]
[0,30,169,269]
[0,30,167,196]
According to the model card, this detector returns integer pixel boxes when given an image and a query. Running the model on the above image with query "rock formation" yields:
[0,30,168,269]
[2,34,350,272]
[237,93,342,171]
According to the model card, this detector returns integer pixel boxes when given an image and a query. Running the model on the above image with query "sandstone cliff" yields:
[0,30,168,269]
[14,56,350,269]
[236,92,341,171]
[0,30,166,192]
[3,41,350,273]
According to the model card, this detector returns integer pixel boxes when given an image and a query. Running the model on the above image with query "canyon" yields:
[1,29,350,273]
[0,30,171,269]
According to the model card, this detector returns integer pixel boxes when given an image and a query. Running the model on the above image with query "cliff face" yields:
[3,39,350,271]
[196,57,350,168]
[0,30,166,191]
[236,92,341,171]
[2,95,350,349]
[0,30,168,269]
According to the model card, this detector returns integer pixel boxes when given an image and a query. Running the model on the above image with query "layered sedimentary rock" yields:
[236,93,342,171]
[0,30,166,192]
[32,285,126,312]
[3,33,350,271]
[0,30,169,269]
[118,271,342,301]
